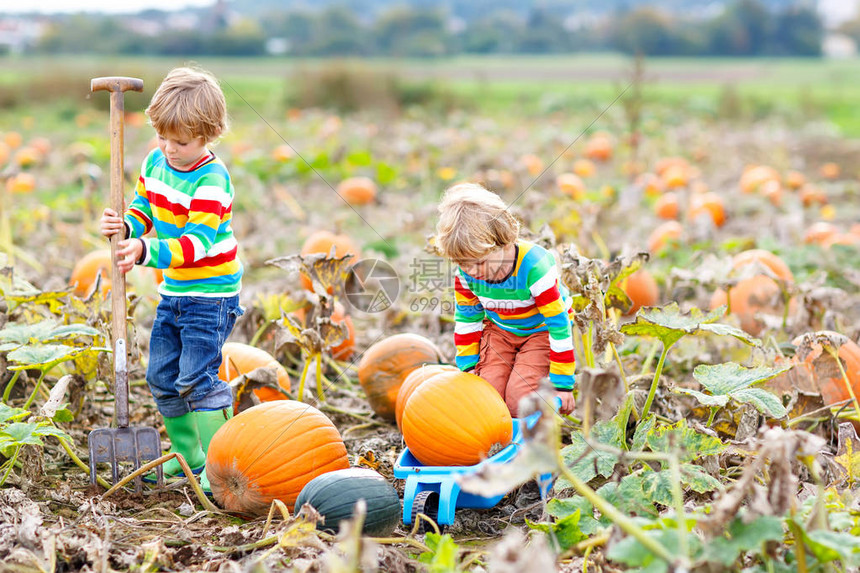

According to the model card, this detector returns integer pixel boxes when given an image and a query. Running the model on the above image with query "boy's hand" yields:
[99,208,124,238]
[116,238,143,274]
[555,390,575,415]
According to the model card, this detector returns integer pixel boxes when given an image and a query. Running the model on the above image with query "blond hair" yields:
[435,183,520,262]
[146,67,228,143]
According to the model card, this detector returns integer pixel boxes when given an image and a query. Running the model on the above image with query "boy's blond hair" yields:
[436,183,520,262]
[146,67,228,143]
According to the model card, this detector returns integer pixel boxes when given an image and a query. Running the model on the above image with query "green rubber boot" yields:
[152,412,206,481]
[194,408,233,492]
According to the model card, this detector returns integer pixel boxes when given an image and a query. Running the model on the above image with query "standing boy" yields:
[100,67,243,487]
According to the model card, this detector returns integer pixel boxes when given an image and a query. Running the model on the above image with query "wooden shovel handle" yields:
[91,76,143,421]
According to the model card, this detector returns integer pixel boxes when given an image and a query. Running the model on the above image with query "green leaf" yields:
[675,387,729,407]
[362,239,399,260]
[646,419,727,464]
[527,510,588,551]
[679,463,721,494]
[545,497,603,536]
[689,362,790,418]
[418,533,461,572]
[51,408,75,424]
[640,471,674,506]
[0,319,100,345]
[606,526,679,572]
[33,423,71,442]
[620,302,760,348]
[596,477,659,518]
[804,529,860,565]
[0,422,44,455]
[615,393,636,449]
[632,414,655,451]
[0,403,30,424]
[701,515,784,566]
[693,362,791,396]
[7,344,96,369]
[730,388,787,418]
[375,162,398,185]
[345,150,372,167]
[557,420,622,488]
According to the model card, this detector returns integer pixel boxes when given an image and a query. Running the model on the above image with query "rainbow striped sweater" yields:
[453,241,575,390]
[124,148,242,297]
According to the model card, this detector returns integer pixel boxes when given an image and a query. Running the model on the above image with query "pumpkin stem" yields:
[296,355,312,402]
[641,342,672,421]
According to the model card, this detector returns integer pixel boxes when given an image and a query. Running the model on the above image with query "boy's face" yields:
[157,131,208,170]
[458,244,515,281]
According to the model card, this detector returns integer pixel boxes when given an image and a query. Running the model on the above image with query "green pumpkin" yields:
[295,467,401,536]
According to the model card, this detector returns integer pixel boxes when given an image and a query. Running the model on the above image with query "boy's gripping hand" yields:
[115,238,143,274]
[99,208,124,238]
[555,390,575,415]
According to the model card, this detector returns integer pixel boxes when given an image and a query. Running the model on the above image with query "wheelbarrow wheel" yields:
[411,490,446,534]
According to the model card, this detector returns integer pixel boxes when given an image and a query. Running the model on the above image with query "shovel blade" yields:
[88,426,164,489]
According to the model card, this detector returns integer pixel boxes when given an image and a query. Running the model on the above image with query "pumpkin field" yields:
[2,55,860,572]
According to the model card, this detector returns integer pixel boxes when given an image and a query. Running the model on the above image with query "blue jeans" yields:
[147,295,243,418]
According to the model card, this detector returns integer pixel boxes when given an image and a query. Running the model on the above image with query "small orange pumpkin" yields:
[357,333,445,421]
[401,371,513,466]
[206,400,350,516]
[556,173,586,200]
[395,363,458,429]
[337,176,377,206]
[584,133,613,162]
[621,268,659,315]
[219,342,291,409]
[647,221,684,254]
[6,172,36,194]
[709,249,794,335]
[688,192,726,227]
[654,192,679,220]
[69,249,112,297]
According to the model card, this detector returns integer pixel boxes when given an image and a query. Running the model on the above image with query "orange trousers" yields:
[474,321,550,417]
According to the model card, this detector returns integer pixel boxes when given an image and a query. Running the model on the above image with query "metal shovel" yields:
[87,77,162,490]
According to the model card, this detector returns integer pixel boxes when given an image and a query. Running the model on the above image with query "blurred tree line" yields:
[32,0,823,57]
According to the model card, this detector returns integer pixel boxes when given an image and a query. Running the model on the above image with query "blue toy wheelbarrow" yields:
[393,405,555,531]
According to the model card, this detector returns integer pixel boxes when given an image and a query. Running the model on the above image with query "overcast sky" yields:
[0,0,214,14]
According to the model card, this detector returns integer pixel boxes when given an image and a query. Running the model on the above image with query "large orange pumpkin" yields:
[299,230,360,292]
[395,363,458,429]
[337,176,377,206]
[206,401,350,516]
[219,342,291,409]
[401,371,513,466]
[709,250,794,335]
[357,333,445,421]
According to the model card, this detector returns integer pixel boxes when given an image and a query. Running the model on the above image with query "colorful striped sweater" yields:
[453,241,575,390]
[123,148,242,297]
